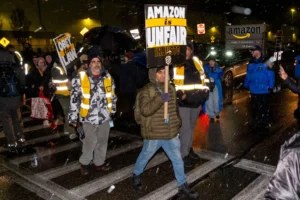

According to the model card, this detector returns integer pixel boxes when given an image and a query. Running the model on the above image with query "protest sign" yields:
[144,4,187,68]
[53,33,77,74]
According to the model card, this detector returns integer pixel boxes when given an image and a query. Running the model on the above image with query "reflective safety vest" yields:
[79,71,114,117]
[52,66,70,96]
[24,63,32,75]
[173,56,210,91]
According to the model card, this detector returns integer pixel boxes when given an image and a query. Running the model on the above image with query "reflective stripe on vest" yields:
[79,72,113,117]
[173,56,209,91]
[24,63,31,75]
[53,66,70,96]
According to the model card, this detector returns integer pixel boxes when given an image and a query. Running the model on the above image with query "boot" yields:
[80,164,89,176]
[183,156,194,168]
[189,148,200,161]
[178,183,199,199]
[132,174,142,191]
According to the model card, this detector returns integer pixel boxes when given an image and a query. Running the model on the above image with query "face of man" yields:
[156,69,165,83]
[209,60,216,67]
[45,55,52,64]
[125,56,129,63]
[186,46,192,60]
[251,50,261,59]
[89,57,101,75]
[33,57,38,66]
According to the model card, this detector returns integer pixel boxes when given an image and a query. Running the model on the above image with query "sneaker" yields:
[132,174,142,191]
[183,156,194,168]
[43,120,49,126]
[178,182,199,199]
[93,164,111,172]
[189,148,200,161]
[69,133,78,140]
[80,165,89,176]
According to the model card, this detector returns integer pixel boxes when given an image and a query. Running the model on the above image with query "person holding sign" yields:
[69,52,117,176]
[173,41,210,168]
[132,67,199,199]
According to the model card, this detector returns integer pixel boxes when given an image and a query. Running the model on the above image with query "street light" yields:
[291,8,295,24]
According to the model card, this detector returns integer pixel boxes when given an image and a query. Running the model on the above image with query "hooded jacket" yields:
[68,68,117,125]
[265,133,300,200]
[139,68,181,140]
[244,56,275,94]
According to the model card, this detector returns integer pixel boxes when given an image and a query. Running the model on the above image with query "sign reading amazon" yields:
[144,4,187,68]
[225,24,266,49]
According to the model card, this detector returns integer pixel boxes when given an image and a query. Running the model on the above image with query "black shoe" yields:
[132,174,142,191]
[189,149,200,161]
[216,115,220,119]
[80,165,89,176]
[178,183,199,199]
[183,156,194,168]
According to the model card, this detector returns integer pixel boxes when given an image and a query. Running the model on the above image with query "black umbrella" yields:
[83,25,137,54]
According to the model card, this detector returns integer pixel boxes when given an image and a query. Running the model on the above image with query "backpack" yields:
[0,66,20,97]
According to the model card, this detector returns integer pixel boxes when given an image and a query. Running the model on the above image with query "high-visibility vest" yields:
[24,63,32,75]
[173,56,210,91]
[52,66,70,96]
[79,71,114,117]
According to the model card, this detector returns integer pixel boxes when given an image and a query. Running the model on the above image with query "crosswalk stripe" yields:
[234,159,276,177]
[195,149,234,161]
[1,159,86,200]
[9,130,138,166]
[0,123,63,139]
[9,141,82,165]
[39,140,143,179]
[70,152,169,197]
[5,170,57,199]
[0,132,66,153]
[232,175,271,200]
[139,160,227,200]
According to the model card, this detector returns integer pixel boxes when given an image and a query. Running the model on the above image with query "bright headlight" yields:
[226,51,233,56]
[210,51,217,56]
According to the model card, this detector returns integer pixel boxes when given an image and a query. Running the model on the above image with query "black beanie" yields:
[186,40,194,51]
[88,53,100,65]
[156,66,164,73]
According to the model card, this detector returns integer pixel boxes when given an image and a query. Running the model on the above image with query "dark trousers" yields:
[0,96,24,144]
[251,93,269,125]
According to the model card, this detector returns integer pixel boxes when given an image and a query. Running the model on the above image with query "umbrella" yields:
[133,52,147,67]
[83,25,137,54]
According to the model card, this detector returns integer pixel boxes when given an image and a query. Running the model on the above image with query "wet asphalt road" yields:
[0,80,299,200]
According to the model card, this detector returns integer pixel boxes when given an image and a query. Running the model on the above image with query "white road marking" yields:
[70,152,169,197]
[232,175,271,200]
[234,159,276,177]
[39,140,143,179]
[139,160,226,200]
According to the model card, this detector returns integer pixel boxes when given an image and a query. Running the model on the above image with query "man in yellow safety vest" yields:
[51,62,76,138]
[173,41,210,168]
[69,53,117,175]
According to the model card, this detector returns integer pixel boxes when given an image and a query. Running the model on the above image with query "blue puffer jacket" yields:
[295,55,300,78]
[244,57,275,94]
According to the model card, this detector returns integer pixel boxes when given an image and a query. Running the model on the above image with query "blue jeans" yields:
[133,136,187,186]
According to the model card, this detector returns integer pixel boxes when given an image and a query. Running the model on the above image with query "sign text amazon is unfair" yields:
[145,5,187,48]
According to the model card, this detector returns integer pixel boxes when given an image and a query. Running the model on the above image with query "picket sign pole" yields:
[164,65,169,123]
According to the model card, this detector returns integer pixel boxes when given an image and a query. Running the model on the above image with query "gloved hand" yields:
[161,93,170,102]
